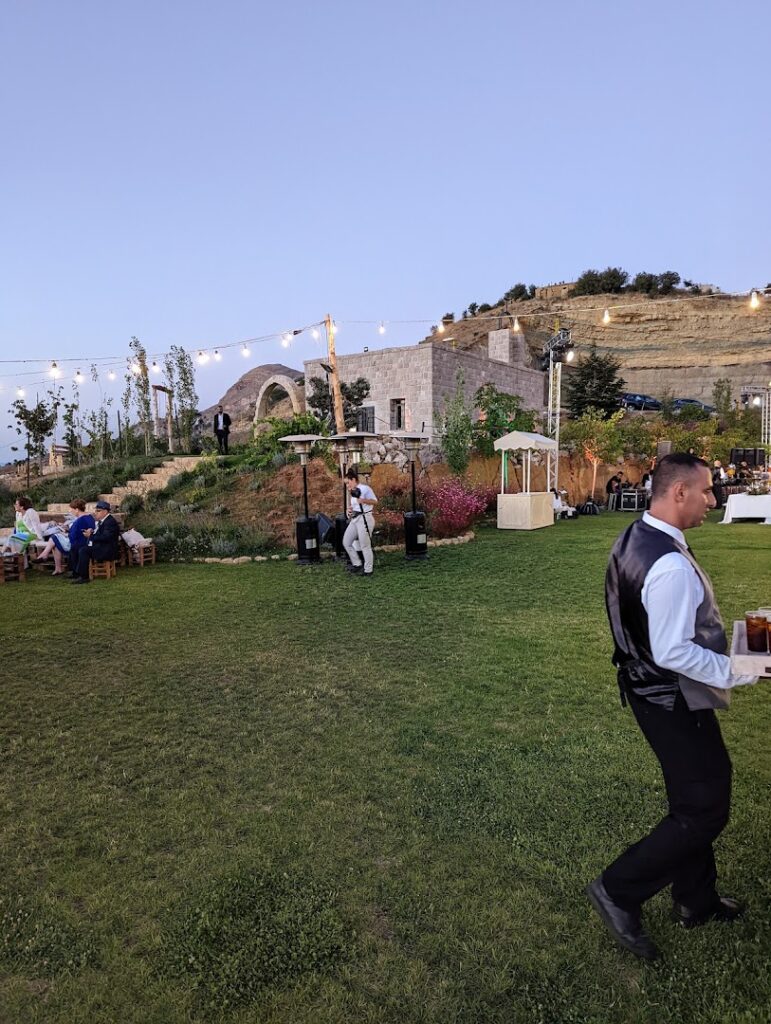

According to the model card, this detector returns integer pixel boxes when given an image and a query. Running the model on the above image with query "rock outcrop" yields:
[421,292,771,401]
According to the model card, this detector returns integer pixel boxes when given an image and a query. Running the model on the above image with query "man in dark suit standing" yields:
[587,454,758,960]
[72,500,120,584]
[214,405,231,454]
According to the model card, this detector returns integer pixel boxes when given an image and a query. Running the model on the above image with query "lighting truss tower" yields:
[541,328,574,493]
[741,383,771,448]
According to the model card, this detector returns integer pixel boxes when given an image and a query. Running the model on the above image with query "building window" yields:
[390,399,405,430]
[356,405,375,433]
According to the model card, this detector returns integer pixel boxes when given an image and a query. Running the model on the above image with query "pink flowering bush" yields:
[373,475,494,543]
[422,478,494,537]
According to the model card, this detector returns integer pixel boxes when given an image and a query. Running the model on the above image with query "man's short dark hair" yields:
[652,453,709,498]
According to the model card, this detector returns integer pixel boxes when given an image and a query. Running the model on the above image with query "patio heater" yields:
[393,433,429,560]
[279,434,322,564]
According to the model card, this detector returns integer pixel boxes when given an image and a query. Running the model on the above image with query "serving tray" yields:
[730,621,771,677]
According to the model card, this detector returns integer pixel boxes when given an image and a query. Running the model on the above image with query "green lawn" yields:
[2,514,770,1024]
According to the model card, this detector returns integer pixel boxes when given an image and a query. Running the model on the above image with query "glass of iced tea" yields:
[745,611,769,653]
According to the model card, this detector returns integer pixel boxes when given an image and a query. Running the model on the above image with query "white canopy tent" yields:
[493,430,558,495]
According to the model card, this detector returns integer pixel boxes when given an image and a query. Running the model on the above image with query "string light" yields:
[281,333,291,348]
[750,290,760,310]
[752,395,762,407]
[196,350,209,365]
[378,321,386,335]
[107,370,117,381]
[602,309,611,325]
[16,387,25,398]
[311,328,320,340]
[74,369,84,383]
[130,361,141,375]
[151,360,161,374]
[241,344,250,358]
[513,316,520,332]
[437,322,445,334]
[566,349,575,363]
[213,350,222,362]
[50,361,61,379]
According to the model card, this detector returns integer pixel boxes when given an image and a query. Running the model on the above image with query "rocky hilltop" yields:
[422,292,771,401]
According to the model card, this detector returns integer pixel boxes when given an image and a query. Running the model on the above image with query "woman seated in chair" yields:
[1,496,43,563]
[64,499,96,577]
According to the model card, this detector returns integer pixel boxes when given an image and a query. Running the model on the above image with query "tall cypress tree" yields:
[564,343,626,419]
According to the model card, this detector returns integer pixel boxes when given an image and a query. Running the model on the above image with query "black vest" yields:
[605,518,728,710]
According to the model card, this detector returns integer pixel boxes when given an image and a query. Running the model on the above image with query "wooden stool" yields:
[89,559,117,581]
[1,554,26,583]
[132,542,156,567]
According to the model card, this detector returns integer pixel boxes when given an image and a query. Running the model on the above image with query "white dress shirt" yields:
[640,512,756,694]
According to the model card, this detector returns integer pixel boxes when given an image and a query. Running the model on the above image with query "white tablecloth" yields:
[720,494,771,524]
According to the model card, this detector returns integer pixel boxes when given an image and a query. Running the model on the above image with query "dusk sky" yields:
[1,0,769,453]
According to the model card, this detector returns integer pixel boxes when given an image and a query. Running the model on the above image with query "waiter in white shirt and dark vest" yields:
[588,453,758,960]
[213,405,231,454]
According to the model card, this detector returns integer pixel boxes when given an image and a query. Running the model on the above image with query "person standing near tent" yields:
[343,467,377,577]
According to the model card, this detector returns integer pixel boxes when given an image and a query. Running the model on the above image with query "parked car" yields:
[619,392,662,411]
[672,397,715,414]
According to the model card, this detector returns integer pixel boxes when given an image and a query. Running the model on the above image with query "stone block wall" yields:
[431,346,546,424]
[305,345,434,435]
[305,339,546,441]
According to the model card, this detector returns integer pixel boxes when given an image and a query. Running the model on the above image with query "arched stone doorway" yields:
[253,374,306,428]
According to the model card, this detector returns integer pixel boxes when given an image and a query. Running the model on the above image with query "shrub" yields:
[423,478,491,537]
[119,493,144,516]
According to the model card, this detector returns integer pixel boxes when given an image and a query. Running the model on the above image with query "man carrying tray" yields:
[588,453,759,960]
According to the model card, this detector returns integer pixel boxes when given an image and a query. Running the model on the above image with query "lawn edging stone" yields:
[186,531,475,565]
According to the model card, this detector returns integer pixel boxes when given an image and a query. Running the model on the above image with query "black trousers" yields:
[216,430,229,454]
[602,690,732,913]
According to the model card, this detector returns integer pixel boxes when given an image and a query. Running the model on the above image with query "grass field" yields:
[2,513,770,1024]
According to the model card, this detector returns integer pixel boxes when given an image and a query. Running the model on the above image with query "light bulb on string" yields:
[750,290,760,310]
[752,395,762,407]
[107,370,117,381]
[602,309,611,325]
[437,321,445,334]
[130,361,141,375]
[50,361,61,379]
[151,361,161,374]
[566,349,575,363]
[513,316,520,332]
[311,328,320,341]
[241,344,250,358]
[281,333,291,348]
[16,387,25,398]
[378,321,386,335]
[74,369,84,384]
[197,350,209,365]
[213,350,222,362]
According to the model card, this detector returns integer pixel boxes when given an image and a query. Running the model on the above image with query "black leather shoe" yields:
[71,578,90,584]
[672,896,745,928]
[346,564,363,574]
[587,876,659,961]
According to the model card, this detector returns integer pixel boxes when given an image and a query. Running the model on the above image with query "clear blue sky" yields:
[1,0,769,453]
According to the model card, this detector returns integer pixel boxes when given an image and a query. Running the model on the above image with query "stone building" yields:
[303,330,545,439]
[534,282,575,300]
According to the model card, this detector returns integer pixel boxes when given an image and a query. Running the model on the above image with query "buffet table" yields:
[720,494,771,525]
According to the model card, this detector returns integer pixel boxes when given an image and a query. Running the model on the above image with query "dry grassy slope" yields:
[420,292,771,401]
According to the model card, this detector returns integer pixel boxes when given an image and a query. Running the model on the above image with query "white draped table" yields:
[720,494,771,525]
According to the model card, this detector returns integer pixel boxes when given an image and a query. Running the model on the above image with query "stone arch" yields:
[253,374,306,425]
